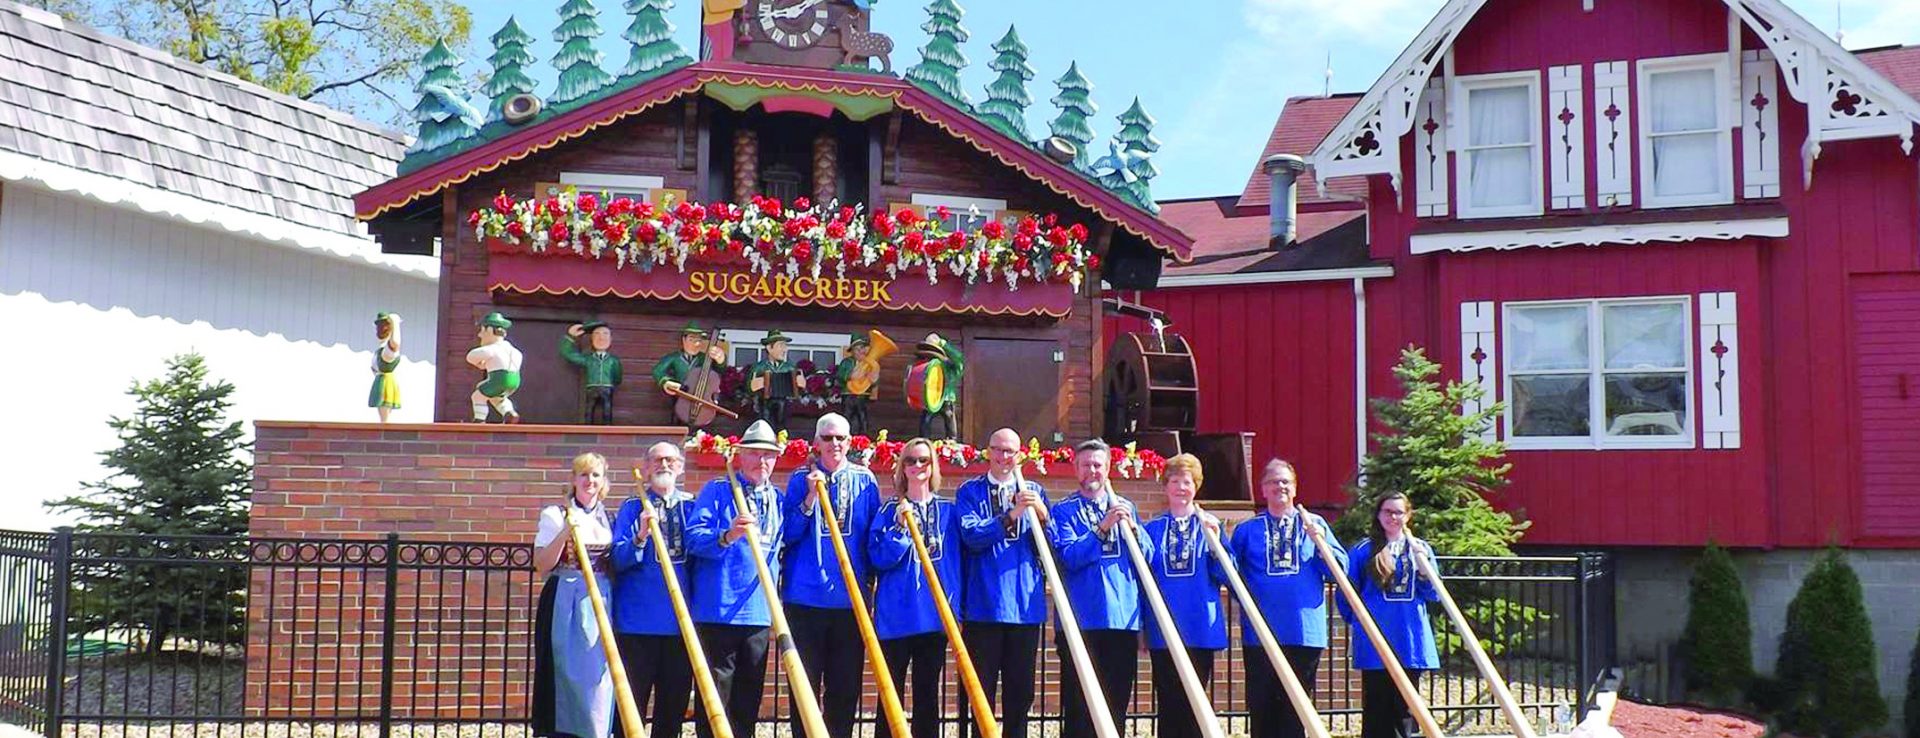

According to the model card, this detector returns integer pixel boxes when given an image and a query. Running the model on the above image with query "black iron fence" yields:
[0,529,1613,737]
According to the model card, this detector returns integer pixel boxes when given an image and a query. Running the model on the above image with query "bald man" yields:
[609,441,694,738]
[954,428,1050,738]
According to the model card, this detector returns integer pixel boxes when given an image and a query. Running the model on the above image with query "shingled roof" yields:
[0,1,422,274]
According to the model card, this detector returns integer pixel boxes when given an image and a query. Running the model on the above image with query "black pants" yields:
[693,623,770,738]
[881,632,948,738]
[613,633,693,738]
[963,622,1041,738]
[1246,645,1323,738]
[1057,629,1137,738]
[842,395,871,436]
[1361,668,1426,738]
[1149,647,1217,738]
[585,386,614,425]
[788,605,865,738]
[919,408,956,441]
[759,398,790,434]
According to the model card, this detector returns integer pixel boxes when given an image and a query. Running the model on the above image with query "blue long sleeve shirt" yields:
[868,495,963,640]
[1228,508,1347,648]
[1048,490,1150,632]
[1140,513,1229,650]
[1337,537,1440,670]
[953,473,1048,625]
[684,474,786,627]
[609,489,695,636]
[779,462,881,609]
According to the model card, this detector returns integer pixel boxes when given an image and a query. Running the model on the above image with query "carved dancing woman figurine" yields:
[369,313,402,422]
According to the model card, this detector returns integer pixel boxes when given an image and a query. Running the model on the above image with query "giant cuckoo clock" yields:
[733,0,880,70]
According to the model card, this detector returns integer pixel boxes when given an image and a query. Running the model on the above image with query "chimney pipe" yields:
[1262,153,1308,249]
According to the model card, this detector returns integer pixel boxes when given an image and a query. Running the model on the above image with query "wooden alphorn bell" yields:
[1012,464,1122,738]
[1200,523,1332,738]
[1306,523,1448,738]
[560,506,648,738]
[1109,485,1226,738]
[631,469,733,738]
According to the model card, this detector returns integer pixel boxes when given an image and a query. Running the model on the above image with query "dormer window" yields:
[1453,71,1543,219]
[1638,54,1733,208]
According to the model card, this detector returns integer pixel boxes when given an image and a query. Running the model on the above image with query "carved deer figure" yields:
[839,8,893,73]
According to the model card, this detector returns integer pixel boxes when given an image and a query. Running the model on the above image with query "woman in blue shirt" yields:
[868,437,963,738]
[1337,492,1439,738]
[1228,459,1347,738]
[1140,453,1227,738]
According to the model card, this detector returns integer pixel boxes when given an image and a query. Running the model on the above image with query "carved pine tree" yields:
[978,26,1034,141]
[1048,62,1097,169]
[1113,98,1161,212]
[622,0,691,78]
[903,0,970,106]
[484,18,537,123]
[551,0,613,105]
[410,39,483,152]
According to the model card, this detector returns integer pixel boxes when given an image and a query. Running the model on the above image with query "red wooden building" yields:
[1116,0,1920,552]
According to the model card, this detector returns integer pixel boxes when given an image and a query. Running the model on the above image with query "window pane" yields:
[1511,375,1591,437]
[1469,86,1532,146]
[1469,147,1533,208]
[1509,306,1590,371]
[1650,69,1717,133]
[1604,372,1689,436]
[1603,303,1687,369]
[1651,131,1720,197]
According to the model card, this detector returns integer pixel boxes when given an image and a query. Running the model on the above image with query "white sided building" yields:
[0,1,437,530]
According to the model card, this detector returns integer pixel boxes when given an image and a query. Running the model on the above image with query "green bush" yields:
[1775,548,1887,737]
[1679,542,1753,706]
[1905,621,1919,738]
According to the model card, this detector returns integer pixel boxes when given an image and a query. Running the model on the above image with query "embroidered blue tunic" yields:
[1337,538,1440,671]
[684,474,786,627]
[868,494,964,640]
[780,462,882,609]
[1140,513,1230,650]
[1048,490,1152,631]
[535,502,614,738]
[1227,509,1348,648]
[953,473,1049,625]
[609,489,693,636]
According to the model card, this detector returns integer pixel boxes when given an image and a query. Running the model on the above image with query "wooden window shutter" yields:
[1594,61,1634,206]
[1740,51,1782,198]
[1461,301,1498,440]
[650,188,690,206]
[1414,77,1449,218]
[1699,292,1741,449]
[1548,65,1586,210]
[887,202,927,219]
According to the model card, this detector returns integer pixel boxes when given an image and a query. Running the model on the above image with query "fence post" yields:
[378,533,401,738]
[44,527,73,738]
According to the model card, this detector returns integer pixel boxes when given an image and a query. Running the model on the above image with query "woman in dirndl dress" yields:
[368,313,402,422]
[532,452,615,738]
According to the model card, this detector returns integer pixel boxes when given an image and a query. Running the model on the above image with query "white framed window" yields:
[1503,297,1694,450]
[1637,54,1734,208]
[911,193,1007,232]
[1452,71,1543,219]
[720,330,848,371]
[558,172,663,201]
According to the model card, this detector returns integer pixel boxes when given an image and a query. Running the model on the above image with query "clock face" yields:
[755,0,833,49]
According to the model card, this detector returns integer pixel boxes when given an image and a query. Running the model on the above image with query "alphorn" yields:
[1109,487,1226,738]
[1412,551,1539,738]
[805,471,911,738]
[1014,465,1122,738]
[632,475,733,738]
[1306,524,1447,738]
[1200,524,1332,738]
[897,497,1001,737]
[723,452,831,738]
[560,506,647,738]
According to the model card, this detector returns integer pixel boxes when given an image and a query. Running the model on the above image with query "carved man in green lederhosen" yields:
[748,329,805,434]
[651,321,728,426]
[561,320,623,425]
[467,312,524,423]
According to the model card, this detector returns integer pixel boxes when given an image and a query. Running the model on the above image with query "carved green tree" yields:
[903,0,970,106]
[483,18,537,123]
[410,38,482,152]
[1111,98,1161,211]
[1048,62,1097,168]
[978,25,1034,141]
[621,0,690,78]
[551,0,613,105]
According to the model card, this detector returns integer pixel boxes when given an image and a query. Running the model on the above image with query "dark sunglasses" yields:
[819,434,850,442]
[902,456,933,467]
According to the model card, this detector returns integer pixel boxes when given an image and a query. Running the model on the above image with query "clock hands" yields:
[770,0,825,20]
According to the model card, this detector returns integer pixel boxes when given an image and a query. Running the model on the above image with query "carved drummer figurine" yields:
[562,320,624,425]
[905,333,965,441]
[748,330,806,433]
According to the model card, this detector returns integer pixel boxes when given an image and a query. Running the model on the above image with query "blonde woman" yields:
[1140,453,1225,738]
[869,437,963,738]
[533,453,615,738]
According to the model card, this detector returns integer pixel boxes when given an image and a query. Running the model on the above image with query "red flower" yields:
[793,242,813,261]
[706,226,725,245]
[1017,217,1039,237]
[783,220,806,238]
[1044,214,1059,227]
[934,205,951,222]
[1013,234,1034,250]
[944,232,966,251]
[1051,252,1068,265]
[841,239,860,259]
[794,196,812,210]
[883,245,899,262]
[758,198,784,217]
[636,202,656,219]
[636,223,659,243]
[839,206,857,222]
[756,238,776,254]
[806,374,829,394]
[466,210,482,227]
[850,435,872,451]
[904,232,926,253]
[492,193,515,214]
[677,223,703,242]
[976,250,990,268]
[505,221,527,239]
[1047,227,1070,246]
[1088,255,1101,270]
[796,359,818,374]
[981,220,1006,239]
[1068,223,1089,241]
[825,222,847,240]
[728,239,746,254]
[607,197,634,216]
[1014,256,1030,272]
[689,204,708,222]
[548,222,571,243]
[577,193,599,213]
[896,207,922,226]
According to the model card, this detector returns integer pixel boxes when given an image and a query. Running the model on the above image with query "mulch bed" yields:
[1611,700,1773,738]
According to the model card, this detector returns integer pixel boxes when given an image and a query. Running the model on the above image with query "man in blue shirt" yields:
[780,413,880,738]
[684,420,787,738]
[609,441,694,738]
[955,428,1050,738]
[1047,439,1149,738]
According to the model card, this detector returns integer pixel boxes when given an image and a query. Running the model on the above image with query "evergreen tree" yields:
[620,0,690,78]
[1776,548,1888,738]
[1110,98,1161,212]
[551,0,613,105]
[409,38,482,152]
[483,17,537,123]
[903,0,970,106]
[1048,62,1097,168]
[1680,542,1755,706]
[45,354,252,652]
[1905,623,1919,738]
[977,25,1034,141]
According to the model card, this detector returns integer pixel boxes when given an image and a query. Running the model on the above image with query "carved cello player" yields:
[651,321,738,429]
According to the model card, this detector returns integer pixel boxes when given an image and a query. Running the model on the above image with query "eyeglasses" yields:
[818,434,850,442]
[902,456,933,467]
[989,447,1020,454]
[652,456,684,465]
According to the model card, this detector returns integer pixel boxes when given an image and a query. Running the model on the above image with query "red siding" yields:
[1449,0,1728,74]
[1852,274,1920,540]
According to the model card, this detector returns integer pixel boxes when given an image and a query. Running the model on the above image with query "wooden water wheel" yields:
[1103,332,1199,438]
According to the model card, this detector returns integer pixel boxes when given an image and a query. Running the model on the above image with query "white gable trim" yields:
[1307,0,1920,195]
[1408,215,1788,253]
[0,150,435,280]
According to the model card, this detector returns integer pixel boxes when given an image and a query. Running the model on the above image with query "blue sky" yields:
[460,0,1915,201]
